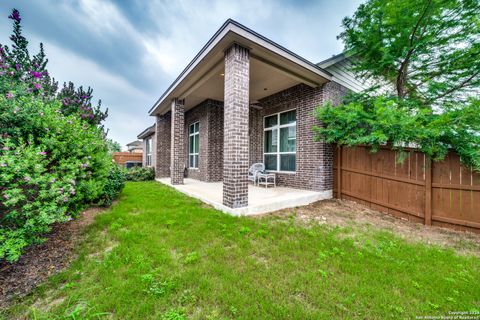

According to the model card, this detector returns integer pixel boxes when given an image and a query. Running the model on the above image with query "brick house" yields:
[126,140,143,153]
[137,124,156,168]
[144,19,367,212]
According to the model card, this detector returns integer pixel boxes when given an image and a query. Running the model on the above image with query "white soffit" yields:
[149,19,331,116]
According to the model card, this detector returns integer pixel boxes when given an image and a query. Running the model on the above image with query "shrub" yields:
[314,95,480,171]
[0,92,123,261]
[97,164,126,206]
[0,9,125,262]
[126,167,155,182]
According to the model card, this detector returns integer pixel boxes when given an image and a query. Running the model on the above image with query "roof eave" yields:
[149,19,331,116]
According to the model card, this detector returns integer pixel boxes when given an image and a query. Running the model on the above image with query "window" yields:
[264,109,296,172]
[146,138,153,166]
[189,122,199,168]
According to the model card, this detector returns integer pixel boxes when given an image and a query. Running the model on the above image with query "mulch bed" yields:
[0,207,104,309]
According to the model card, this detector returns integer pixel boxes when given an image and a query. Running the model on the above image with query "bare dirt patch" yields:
[265,199,480,257]
[0,206,106,308]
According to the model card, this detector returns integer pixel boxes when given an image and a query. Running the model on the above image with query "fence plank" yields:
[425,158,432,225]
[337,146,342,199]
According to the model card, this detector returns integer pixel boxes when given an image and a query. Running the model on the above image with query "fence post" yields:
[337,145,342,199]
[424,158,432,225]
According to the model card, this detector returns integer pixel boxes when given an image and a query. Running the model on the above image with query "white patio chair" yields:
[248,163,265,186]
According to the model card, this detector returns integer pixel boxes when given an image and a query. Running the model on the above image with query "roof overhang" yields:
[137,125,155,139]
[126,140,142,146]
[149,19,331,116]
[317,53,347,69]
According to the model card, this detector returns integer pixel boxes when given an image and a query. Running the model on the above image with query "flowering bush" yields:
[98,164,126,206]
[126,167,155,182]
[0,90,123,261]
[0,9,124,262]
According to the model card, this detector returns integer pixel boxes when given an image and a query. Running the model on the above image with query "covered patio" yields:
[157,178,330,216]
[149,19,336,213]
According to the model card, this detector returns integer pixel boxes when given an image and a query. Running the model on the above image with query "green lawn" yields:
[4,182,480,319]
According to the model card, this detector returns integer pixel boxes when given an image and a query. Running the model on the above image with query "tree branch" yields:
[396,0,433,98]
[429,70,480,102]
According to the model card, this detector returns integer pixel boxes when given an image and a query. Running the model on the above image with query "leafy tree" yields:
[1,9,107,127]
[339,0,479,104]
[106,138,122,153]
[315,95,480,170]
[315,0,480,170]
[0,9,58,97]
[57,81,108,127]
[0,9,124,262]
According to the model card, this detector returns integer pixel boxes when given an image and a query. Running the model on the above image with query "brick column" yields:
[170,99,185,184]
[223,43,250,208]
[155,113,171,178]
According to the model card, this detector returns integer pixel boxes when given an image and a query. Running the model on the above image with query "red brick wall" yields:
[249,82,348,191]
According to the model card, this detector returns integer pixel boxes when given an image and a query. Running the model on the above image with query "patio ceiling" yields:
[149,19,331,115]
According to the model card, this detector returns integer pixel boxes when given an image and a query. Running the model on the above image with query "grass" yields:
[3,181,480,319]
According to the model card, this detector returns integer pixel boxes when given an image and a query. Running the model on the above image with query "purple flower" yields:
[34,83,42,90]
[8,10,21,23]
[81,163,88,168]
[30,71,42,79]
[63,197,68,202]
[59,187,64,193]
[70,189,76,195]
[24,176,31,182]
[5,92,13,99]
[1,163,6,167]
[51,178,56,183]
[3,194,9,199]
[15,64,20,71]
[38,151,47,155]
[2,147,8,151]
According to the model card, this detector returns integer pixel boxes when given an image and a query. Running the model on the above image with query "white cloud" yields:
[0,0,364,148]
[42,39,154,148]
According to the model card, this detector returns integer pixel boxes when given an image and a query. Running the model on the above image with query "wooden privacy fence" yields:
[112,152,142,166]
[333,145,480,233]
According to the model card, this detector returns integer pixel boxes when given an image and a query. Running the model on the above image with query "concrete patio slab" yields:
[157,178,331,216]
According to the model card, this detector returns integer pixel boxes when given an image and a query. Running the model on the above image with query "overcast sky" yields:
[0,0,362,149]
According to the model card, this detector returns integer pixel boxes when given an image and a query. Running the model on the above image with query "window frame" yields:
[263,108,296,173]
[145,137,152,167]
[188,122,200,169]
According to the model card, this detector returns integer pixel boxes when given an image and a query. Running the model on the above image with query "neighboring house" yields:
[137,124,156,168]
[126,140,143,153]
[112,152,142,167]
[147,19,365,210]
